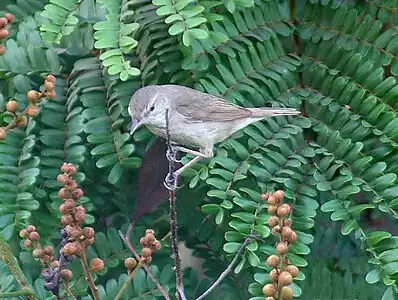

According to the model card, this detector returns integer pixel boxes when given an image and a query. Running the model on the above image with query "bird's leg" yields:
[173,148,213,188]
[165,144,210,165]
[164,147,213,190]
[173,147,213,178]
[164,158,205,190]
[174,155,202,177]
[164,155,202,190]
[171,146,212,158]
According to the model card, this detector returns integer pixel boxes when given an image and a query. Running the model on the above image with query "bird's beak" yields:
[130,119,143,135]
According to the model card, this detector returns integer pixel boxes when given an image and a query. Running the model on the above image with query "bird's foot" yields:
[166,146,181,163]
[164,171,180,190]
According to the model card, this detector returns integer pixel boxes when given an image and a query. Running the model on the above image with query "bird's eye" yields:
[149,105,155,112]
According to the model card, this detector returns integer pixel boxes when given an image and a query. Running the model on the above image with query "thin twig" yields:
[80,251,99,300]
[114,260,145,300]
[0,288,35,299]
[196,234,259,300]
[120,231,171,300]
[0,238,39,300]
[62,281,77,300]
[164,109,186,300]
[124,221,140,259]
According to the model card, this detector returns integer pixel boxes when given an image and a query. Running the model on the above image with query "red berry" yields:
[6,100,18,112]
[44,81,54,91]
[27,90,40,102]
[0,18,7,28]
[278,271,293,286]
[276,242,289,254]
[124,257,137,269]
[267,205,277,214]
[267,216,279,227]
[26,225,36,232]
[286,265,299,278]
[262,284,276,296]
[267,255,279,268]
[267,195,277,205]
[82,227,95,239]
[280,286,293,299]
[273,190,285,201]
[46,74,56,83]
[0,29,9,39]
[141,247,152,258]
[19,229,28,238]
[90,258,104,273]
[288,231,298,243]
[281,226,293,239]
[5,14,15,24]
[269,269,279,281]
[26,105,40,117]
[29,231,40,241]
[60,268,73,281]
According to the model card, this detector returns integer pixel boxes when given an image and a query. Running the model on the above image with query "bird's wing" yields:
[174,90,252,122]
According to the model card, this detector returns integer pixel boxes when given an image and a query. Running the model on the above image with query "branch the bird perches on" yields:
[164,108,187,300]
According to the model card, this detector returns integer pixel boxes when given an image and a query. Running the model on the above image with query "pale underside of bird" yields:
[128,84,300,180]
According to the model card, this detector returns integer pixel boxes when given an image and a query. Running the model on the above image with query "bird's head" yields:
[128,85,168,135]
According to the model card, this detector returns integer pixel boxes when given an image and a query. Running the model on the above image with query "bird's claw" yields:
[166,146,181,163]
[163,172,180,190]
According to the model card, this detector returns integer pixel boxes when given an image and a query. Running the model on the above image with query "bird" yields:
[128,84,300,180]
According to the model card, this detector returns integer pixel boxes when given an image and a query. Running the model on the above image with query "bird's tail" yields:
[249,107,300,118]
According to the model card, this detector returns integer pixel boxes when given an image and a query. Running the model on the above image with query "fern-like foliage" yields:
[94,0,141,81]
[39,0,82,43]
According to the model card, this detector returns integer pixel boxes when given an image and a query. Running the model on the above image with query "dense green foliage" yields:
[0,0,398,299]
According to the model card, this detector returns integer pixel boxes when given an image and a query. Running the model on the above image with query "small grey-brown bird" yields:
[128,84,300,177]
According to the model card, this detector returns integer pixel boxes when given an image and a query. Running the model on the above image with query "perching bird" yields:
[128,84,300,176]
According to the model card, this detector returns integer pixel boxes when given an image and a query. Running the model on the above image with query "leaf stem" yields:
[196,235,256,300]
[119,231,171,300]
[114,260,144,300]
[62,281,77,300]
[0,239,39,300]
[0,288,34,298]
[80,250,99,300]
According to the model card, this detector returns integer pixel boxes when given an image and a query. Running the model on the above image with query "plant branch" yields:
[62,281,77,300]
[0,238,39,300]
[114,260,145,300]
[79,250,99,300]
[196,234,258,300]
[164,108,186,300]
[119,231,171,300]
[0,288,35,299]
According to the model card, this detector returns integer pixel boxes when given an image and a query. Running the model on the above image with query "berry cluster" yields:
[139,229,161,263]
[27,74,57,103]
[0,13,14,56]
[114,230,161,299]
[0,74,56,140]
[20,163,105,297]
[19,225,73,295]
[57,163,94,256]
[261,190,299,300]
[19,225,54,265]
